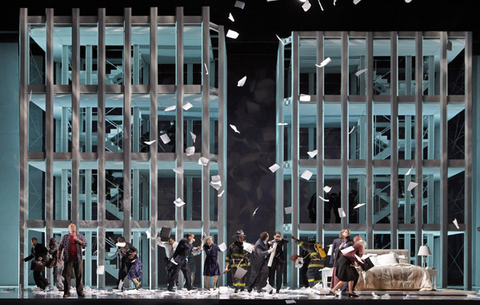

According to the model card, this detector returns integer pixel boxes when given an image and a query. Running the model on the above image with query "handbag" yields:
[359,257,374,271]
[32,259,46,271]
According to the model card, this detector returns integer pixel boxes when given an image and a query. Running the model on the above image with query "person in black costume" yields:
[247,232,272,293]
[21,237,49,290]
[168,233,195,292]
[268,232,289,293]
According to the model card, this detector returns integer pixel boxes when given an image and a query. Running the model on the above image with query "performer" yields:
[21,237,49,290]
[157,234,178,284]
[268,231,289,293]
[330,240,363,297]
[47,237,64,290]
[330,229,353,289]
[167,233,195,292]
[291,236,326,288]
[116,236,140,289]
[247,232,272,293]
[202,236,221,290]
[224,230,251,293]
[57,223,87,298]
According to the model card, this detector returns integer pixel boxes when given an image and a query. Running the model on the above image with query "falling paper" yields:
[211,175,221,183]
[116,242,126,248]
[230,124,241,134]
[340,246,355,255]
[299,94,311,102]
[285,206,293,214]
[217,190,225,197]
[453,218,459,229]
[315,57,331,68]
[349,125,356,134]
[319,195,330,202]
[276,34,285,45]
[186,146,195,156]
[243,242,254,253]
[237,76,247,87]
[327,244,333,256]
[173,198,185,207]
[145,230,151,239]
[160,133,171,144]
[164,105,176,112]
[144,140,156,145]
[218,243,227,252]
[253,207,259,216]
[170,257,178,265]
[405,165,414,176]
[28,90,33,102]
[269,163,280,173]
[233,267,247,279]
[318,0,324,11]
[182,102,193,111]
[198,157,210,166]
[300,170,313,181]
[234,1,245,9]
[354,203,366,209]
[338,207,347,218]
[355,68,368,77]
[173,167,184,174]
[204,63,209,75]
[323,185,332,193]
[307,149,318,158]
[190,131,196,143]
[353,0,361,4]
[226,30,239,39]
[285,300,296,304]
[228,13,235,22]
[96,265,105,275]
[302,0,312,12]
[210,182,222,190]
[278,122,289,126]
[407,181,418,192]
[405,0,413,2]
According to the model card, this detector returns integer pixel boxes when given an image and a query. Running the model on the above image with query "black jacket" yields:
[172,238,193,265]
[24,243,48,271]
[270,238,289,263]
[330,238,354,267]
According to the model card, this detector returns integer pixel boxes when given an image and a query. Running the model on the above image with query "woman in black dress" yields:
[203,236,221,290]
[329,242,363,297]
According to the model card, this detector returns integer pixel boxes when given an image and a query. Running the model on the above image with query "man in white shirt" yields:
[157,234,178,284]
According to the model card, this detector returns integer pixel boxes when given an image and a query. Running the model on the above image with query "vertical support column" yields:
[61,45,69,85]
[275,44,285,235]
[19,7,28,291]
[149,7,158,289]
[390,32,399,249]
[84,231,92,286]
[123,7,132,260]
[291,32,299,287]
[464,31,473,290]
[414,32,423,266]
[340,32,348,227]
[201,7,211,238]
[97,8,106,289]
[405,56,412,95]
[86,45,93,85]
[175,7,185,240]
[133,44,140,85]
[315,31,324,241]
[365,32,374,244]
[71,8,80,225]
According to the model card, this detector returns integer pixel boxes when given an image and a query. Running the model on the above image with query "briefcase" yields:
[359,257,374,271]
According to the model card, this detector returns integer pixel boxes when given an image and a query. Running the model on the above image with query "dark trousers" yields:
[117,256,133,288]
[33,269,48,290]
[268,260,285,291]
[306,267,322,287]
[168,261,191,290]
[63,258,83,295]
[248,262,269,291]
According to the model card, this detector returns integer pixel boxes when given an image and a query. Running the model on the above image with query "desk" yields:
[426,268,437,289]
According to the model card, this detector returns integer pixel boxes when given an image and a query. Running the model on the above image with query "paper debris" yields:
[340,246,354,254]
[278,122,289,126]
[276,34,285,45]
[218,243,227,252]
[407,181,418,192]
[319,195,330,202]
[145,230,151,239]
[299,94,311,102]
[173,167,184,174]
[226,30,239,39]
[116,242,126,248]
[234,1,245,9]
[28,90,33,102]
[170,257,178,265]
[405,0,413,2]
[230,124,241,133]
[354,203,366,209]
[234,267,247,279]
[338,207,346,218]
[318,0,324,11]
[165,105,176,112]
[182,102,193,111]
[285,206,293,214]
[96,265,105,275]
[355,68,368,76]
[285,300,296,304]
[211,175,221,183]
[269,163,281,173]
[349,125,356,134]
[323,185,332,193]
[315,57,331,68]
[189,131,196,143]
[185,146,195,156]
[217,190,225,197]
[353,0,361,5]
[204,63,209,75]
[237,76,247,87]
[382,293,391,299]
[300,170,313,181]
[173,198,185,207]
[198,157,210,166]
[210,182,222,191]
[302,0,312,12]
[307,149,318,158]
[453,218,459,229]
[144,140,156,145]
[160,133,171,144]
[253,207,259,216]
[228,13,235,22]
[405,165,414,176]
[372,292,380,299]
[243,242,254,253]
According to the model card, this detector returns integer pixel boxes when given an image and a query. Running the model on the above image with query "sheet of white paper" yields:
[307,149,318,158]
[353,0,361,5]
[118,279,124,290]
[405,165,414,176]
[226,29,239,39]
[233,267,247,279]
[96,265,105,275]
[354,203,366,209]
[285,300,296,304]
[203,63,209,75]
[340,246,355,254]
[338,207,346,218]
[349,126,356,134]
[237,76,247,87]
[278,122,289,126]
[315,57,331,68]
[230,124,241,133]
[164,105,176,112]
[173,198,185,207]
[299,94,311,102]
[182,102,193,111]
[211,175,221,183]
[29,90,33,102]
[217,190,225,197]
[189,131,196,143]
[218,243,227,252]
[453,218,459,229]
[355,68,368,77]
[234,1,245,9]
[300,170,313,181]
[185,146,195,156]
[145,230,151,239]
[116,242,126,248]
[284,206,293,214]
[243,242,254,253]
[323,185,332,193]
[327,244,333,256]
[198,157,209,166]
[276,34,285,45]
[170,257,178,265]
[210,181,222,190]
[407,181,418,192]
[173,167,184,174]
[144,140,156,145]
[319,195,330,202]
[160,133,171,144]
[405,0,412,2]
[228,13,235,22]
[302,0,311,12]
[253,207,259,216]
[269,163,280,173]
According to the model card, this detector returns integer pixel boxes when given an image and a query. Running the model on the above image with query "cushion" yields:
[375,253,398,266]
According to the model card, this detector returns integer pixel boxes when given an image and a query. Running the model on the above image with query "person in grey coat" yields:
[247,232,272,293]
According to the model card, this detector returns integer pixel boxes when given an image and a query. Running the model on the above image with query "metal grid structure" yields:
[19,7,228,289]
[275,31,473,289]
